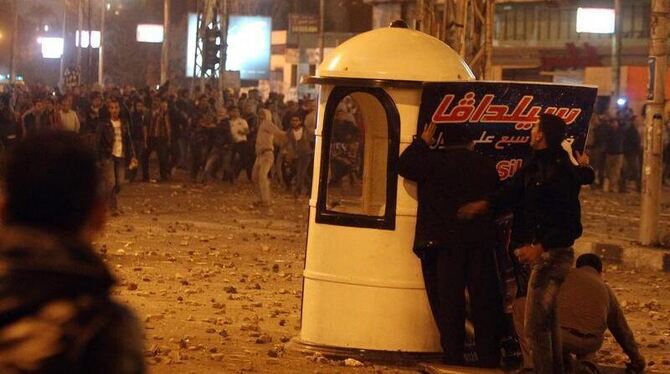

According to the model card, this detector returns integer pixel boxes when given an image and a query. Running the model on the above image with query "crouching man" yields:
[514,254,645,374]
[558,254,644,373]
[0,132,146,373]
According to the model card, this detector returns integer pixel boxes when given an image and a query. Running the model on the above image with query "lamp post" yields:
[98,0,105,86]
[160,0,170,84]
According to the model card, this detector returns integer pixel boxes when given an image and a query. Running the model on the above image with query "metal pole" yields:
[484,0,494,80]
[417,0,425,31]
[640,0,668,246]
[9,0,18,82]
[77,0,83,68]
[441,0,448,42]
[610,0,623,111]
[87,0,92,84]
[161,0,170,84]
[98,0,105,86]
[218,0,228,92]
[319,0,325,63]
[60,0,68,90]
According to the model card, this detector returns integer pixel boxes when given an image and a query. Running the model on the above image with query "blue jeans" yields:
[525,247,574,374]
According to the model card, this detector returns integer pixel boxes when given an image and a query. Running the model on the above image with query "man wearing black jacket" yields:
[398,123,504,367]
[461,114,594,374]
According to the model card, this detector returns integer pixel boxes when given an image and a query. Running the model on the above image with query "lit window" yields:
[576,8,615,34]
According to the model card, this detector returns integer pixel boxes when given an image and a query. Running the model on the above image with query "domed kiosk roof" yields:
[316,24,475,83]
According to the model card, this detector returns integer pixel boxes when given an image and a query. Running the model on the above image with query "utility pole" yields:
[9,0,18,82]
[77,0,83,68]
[611,0,623,111]
[640,0,668,246]
[318,0,325,63]
[484,0,494,79]
[98,0,105,86]
[59,0,68,89]
[161,0,170,84]
[417,0,425,31]
[218,0,228,92]
[87,0,92,84]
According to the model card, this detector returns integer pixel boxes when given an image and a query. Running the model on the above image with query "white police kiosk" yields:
[292,22,475,361]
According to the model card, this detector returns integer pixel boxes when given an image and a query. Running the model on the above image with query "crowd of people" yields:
[0,82,318,213]
[586,106,670,193]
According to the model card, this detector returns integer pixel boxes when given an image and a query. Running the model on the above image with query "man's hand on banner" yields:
[457,200,489,220]
[420,122,437,146]
[575,151,590,166]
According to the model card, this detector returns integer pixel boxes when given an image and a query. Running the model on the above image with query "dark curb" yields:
[575,238,670,272]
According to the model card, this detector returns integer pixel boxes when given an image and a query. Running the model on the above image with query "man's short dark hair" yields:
[576,253,603,274]
[3,132,100,234]
[539,113,567,148]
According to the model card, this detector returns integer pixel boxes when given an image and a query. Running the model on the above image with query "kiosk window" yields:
[316,87,399,230]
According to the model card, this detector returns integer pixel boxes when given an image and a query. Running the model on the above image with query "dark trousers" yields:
[421,245,504,367]
[169,136,181,170]
[232,141,252,181]
[142,137,169,181]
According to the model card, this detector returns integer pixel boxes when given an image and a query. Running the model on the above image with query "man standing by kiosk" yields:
[461,114,592,373]
[398,122,504,367]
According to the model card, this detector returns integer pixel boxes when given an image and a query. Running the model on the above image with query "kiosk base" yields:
[287,338,442,366]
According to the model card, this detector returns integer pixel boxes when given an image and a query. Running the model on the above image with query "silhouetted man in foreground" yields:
[0,132,145,373]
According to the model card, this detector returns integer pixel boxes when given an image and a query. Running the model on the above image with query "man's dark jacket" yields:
[493,146,594,250]
[398,139,500,256]
[96,117,132,161]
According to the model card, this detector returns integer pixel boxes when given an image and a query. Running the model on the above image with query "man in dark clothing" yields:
[0,92,19,151]
[142,97,171,182]
[620,117,642,193]
[461,114,594,374]
[190,97,216,182]
[21,97,51,138]
[603,118,625,192]
[97,98,132,215]
[128,100,148,182]
[82,92,105,150]
[0,132,145,373]
[398,122,504,367]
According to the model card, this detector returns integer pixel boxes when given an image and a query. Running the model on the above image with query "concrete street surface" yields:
[99,174,670,373]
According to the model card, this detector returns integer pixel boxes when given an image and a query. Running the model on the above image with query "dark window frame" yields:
[315,86,400,230]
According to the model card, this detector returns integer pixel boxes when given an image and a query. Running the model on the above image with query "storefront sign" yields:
[418,81,598,180]
[289,14,319,34]
[541,43,601,71]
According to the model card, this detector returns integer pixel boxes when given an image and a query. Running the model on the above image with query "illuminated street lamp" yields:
[38,37,65,59]
[136,24,164,43]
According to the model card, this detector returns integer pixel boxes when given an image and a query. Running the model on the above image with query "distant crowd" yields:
[0,82,318,213]
[586,106,670,192]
